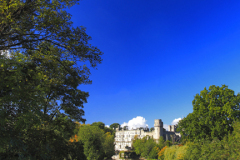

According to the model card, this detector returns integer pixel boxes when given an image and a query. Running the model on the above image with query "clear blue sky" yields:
[68,0,240,128]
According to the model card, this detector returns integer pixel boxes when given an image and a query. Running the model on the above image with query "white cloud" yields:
[171,118,182,125]
[121,116,148,130]
[163,124,169,131]
[105,125,109,128]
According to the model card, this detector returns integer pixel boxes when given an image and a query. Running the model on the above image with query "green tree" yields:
[178,85,240,141]
[157,136,165,150]
[0,0,103,159]
[225,120,240,159]
[103,132,115,159]
[110,123,120,130]
[133,136,158,159]
[0,0,102,61]
[91,122,114,134]
[78,125,106,160]
[91,122,105,130]
[104,127,114,134]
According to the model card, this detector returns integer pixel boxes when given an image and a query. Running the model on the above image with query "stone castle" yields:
[114,119,181,151]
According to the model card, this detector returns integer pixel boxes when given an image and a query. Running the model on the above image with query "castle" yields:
[114,119,181,151]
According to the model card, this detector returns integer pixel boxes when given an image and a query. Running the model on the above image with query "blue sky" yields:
[68,0,240,128]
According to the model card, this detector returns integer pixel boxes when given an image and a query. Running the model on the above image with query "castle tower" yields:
[168,125,176,132]
[154,119,163,141]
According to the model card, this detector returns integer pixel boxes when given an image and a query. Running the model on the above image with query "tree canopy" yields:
[110,123,120,129]
[0,0,103,159]
[77,124,115,160]
[1,0,102,65]
[177,85,240,141]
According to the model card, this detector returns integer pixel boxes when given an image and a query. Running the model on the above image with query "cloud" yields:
[171,118,182,125]
[163,124,169,131]
[121,116,148,130]
[105,125,109,128]
[163,118,182,131]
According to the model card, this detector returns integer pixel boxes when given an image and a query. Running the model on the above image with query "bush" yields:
[183,142,201,160]
[175,144,188,160]
[158,146,168,160]
[164,145,178,160]
[119,151,139,159]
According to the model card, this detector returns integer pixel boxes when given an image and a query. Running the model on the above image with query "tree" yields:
[78,125,105,160]
[132,136,158,159]
[91,122,114,134]
[0,0,103,63]
[123,126,128,130]
[1,0,103,122]
[0,0,103,158]
[78,125,115,160]
[102,132,115,159]
[91,122,105,130]
[178,85,240,141]
[104,127,114,134]
[110,123,120,130]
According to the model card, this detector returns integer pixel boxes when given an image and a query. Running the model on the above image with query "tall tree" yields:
[0,0,103,159]
[0,0,103,126]
[178,85,240,141]
[78,125,105,160]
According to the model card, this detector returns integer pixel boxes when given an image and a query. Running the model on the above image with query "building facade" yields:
[114,119,181,151]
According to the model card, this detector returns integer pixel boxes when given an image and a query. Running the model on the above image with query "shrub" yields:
[183,142,201,160]
[158,146,168,160]
[119,151,139,159]
[164,145,178,160]
[175,144,188,160]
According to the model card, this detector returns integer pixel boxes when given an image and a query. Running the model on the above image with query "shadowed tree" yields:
[110,123,121,130]
[0,0,103,159]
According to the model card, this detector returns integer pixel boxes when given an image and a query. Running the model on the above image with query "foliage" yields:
[91,122,105,130]
[119,151,139,159]
[165,121,240,160]
[102,132,115,159]
[164,145,178,160]
[178,85,240,141]
[0,0,103,64]
[110,123,120,130]
[150,127,154,131]
[91,121,114,134]
[0,0,103,159]
[78,125,105,160]
[133,136,159,159]
[158,146,168,160]
[175,144,188,160]
[77,124,115,160]
[165,140,172,147]
[157,136,165,150]
[0,113,78,159]
[226,120,240,159]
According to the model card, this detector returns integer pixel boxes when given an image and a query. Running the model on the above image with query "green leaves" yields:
[78,124,115,160]
[133,136,159,159]
[0,0,103,159]
[178,85,240,141]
